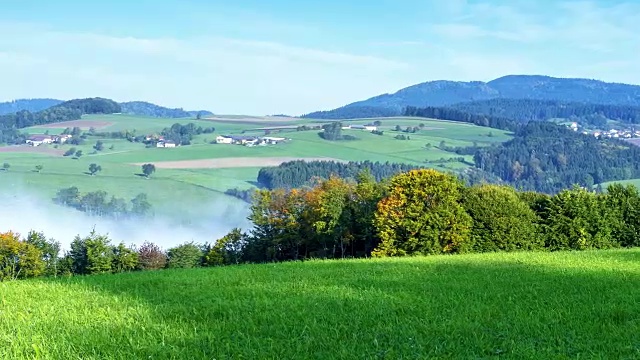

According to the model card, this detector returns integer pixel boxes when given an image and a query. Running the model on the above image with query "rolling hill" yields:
[0,99,213,118]
[3,249,639,358]
[303,75,640,119]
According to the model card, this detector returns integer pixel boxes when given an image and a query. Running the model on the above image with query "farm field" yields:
[1,113,511,233]
[1,248,639,359]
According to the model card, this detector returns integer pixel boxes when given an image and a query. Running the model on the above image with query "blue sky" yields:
[0,0,639,115]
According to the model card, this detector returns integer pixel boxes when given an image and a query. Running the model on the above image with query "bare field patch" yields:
[132,157,344,169]
[0,145,64,156]
[39,120,114,129]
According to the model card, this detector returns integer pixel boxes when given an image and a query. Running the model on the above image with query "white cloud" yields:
[431,0,640,50]
[0,23,412,115]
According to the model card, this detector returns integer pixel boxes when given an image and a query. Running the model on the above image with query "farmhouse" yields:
[262,136,286,145]
[215,135,233,144]
[26,135,53,146]
[157,140,177,148]
[342,124,378,131]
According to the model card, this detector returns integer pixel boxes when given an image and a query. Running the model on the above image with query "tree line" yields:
[7,168,640,281]
[227,169,640,263]
[256,160,422,189]
[0,230,234,280]
[53,187,152,219]
[403,106,520,132]
[450,98,640,127]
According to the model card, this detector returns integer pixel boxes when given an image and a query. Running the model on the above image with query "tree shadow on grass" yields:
[14,250,640,359]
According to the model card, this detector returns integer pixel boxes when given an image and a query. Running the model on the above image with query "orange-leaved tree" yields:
[372,169,472,257]
[301,175,354,258]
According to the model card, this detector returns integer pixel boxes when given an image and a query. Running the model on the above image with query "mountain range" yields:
[303,75,640,119]
[0,99,213,118]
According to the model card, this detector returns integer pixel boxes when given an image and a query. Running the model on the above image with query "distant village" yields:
[568,122,640,140]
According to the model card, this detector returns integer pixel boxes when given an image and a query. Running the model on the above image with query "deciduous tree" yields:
[88,163,102,176]
[462,184,543,252]
[373,169,472,257]
[142,163,156,178]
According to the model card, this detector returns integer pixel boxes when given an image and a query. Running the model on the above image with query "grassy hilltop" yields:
[2,249,639,359]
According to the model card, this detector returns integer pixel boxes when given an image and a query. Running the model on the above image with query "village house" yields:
[25,135,53,146]
[215,135,233,144]
[342,124,378,131]
[156,140,177,148]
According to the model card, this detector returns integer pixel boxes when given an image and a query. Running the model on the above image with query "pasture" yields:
[0,114,511,222]
[1,249,638,359]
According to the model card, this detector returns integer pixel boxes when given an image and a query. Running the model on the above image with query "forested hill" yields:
[0,98,63,115]
[120,101,213,118]
[0,98,213,118]
[303,75,640,119]
[0,98,121,144]
[473,121,640,193]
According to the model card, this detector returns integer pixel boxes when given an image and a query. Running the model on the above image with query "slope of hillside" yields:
[0,98,63,115]
[2,249,639,359]
[304,75,640,119]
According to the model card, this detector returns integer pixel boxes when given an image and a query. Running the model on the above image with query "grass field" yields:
[0,114,511,226]
[1,249,639,359]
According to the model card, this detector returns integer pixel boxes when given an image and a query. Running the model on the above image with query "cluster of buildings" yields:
[591,128,640,139]
[144,135,177,148]
[26,134,72,146]
[215,135,287,147]
[341,124,378,131]
[568,122,640,139]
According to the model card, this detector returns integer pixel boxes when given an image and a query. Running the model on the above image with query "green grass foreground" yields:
[2,249,639,359]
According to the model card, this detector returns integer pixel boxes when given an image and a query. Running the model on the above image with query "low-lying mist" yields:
[0,191,253,251]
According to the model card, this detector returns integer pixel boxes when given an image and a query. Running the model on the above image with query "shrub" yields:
[463,185,543,252]
[167,242,203,269]
[137,241,167,270]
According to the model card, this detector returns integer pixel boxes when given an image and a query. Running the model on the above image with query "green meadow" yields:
[0,114,511,219]
[1,249,639,359]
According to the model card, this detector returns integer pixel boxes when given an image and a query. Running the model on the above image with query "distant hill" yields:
[303,75,640,119]
[0,99,63,115]
[0,98,213,118]
[120,101,213,118]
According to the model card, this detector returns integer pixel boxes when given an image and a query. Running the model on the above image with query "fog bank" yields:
[0,191,252,251]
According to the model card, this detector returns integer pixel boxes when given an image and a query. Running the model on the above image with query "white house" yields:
[156,140,177,148]
[347,125,378,131]
[262,136,286,144]
[26,135,53,146]
[216,135,233,144]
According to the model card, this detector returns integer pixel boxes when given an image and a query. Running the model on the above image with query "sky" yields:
[0,0,639,115]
